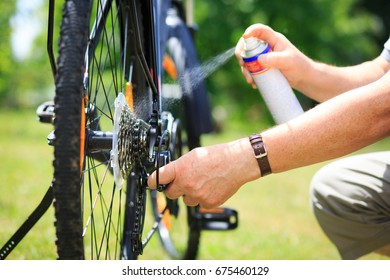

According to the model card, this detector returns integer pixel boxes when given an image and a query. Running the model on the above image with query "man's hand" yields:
[147,138,261,209]
[235,23,311,91]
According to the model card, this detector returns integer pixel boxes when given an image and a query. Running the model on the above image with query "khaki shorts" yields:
[310,152,390,259]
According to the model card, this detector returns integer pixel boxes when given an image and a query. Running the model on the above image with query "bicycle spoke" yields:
[83,154,126,259]
[142,205,169,249]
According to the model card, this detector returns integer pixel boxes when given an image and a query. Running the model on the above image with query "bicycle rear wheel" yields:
[53,0,205,260]
[53,0,148,259]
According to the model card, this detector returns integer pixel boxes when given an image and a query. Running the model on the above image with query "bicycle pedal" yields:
[197,207,238,231]
[36,101,55,124]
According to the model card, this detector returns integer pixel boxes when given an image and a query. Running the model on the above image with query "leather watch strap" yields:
[249,134,272,176]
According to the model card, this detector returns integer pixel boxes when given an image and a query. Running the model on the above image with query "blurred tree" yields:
[0,2,16,106]
[358,0,390,44]
[2,0,62,108]
[2,0,389,122]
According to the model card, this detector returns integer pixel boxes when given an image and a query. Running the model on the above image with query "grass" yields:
[0,108,56,259]
[0,108,388,260]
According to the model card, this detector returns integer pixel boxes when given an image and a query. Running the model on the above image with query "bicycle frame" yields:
[1,0,237,260]
[47,0,176,165]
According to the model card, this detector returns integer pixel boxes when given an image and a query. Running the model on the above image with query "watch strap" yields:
[249,134,272,176]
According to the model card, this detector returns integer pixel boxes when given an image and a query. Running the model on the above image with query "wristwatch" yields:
[249,134,272,176]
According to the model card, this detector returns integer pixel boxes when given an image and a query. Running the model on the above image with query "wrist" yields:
[229,138,262,180]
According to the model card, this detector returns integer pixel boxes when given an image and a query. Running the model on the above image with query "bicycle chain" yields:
[117,104,150,256]
[131,174,146,255]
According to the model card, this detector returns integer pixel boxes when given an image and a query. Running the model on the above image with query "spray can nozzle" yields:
[243,37,264,51]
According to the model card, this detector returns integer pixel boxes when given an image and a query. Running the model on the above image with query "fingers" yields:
[182,196,199,207]
[242,24,279,48]
[242,67,255,87]
[147,161,186,200]
[237,24,276,54]
[146,160,201,207]
[147,161,176,189]
[164,181,185,201]
[235,33,256,88]
[257,52,277,69]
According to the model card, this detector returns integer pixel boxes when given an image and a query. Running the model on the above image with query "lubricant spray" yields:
[242,37,303,124]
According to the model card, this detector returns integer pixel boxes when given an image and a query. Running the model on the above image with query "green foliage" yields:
[1,0,62,108]
[1,0,389,118]
[360,0,390,44]
[0,2,16,105]
[13,3,55,107]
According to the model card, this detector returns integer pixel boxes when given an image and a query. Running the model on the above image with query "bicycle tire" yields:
[53,0,90,259]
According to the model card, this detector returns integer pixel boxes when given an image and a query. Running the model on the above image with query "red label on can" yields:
[242,42,271,75]
[243,54,266,74]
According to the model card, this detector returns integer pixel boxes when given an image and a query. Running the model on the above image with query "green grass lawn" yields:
[0,108,388,260]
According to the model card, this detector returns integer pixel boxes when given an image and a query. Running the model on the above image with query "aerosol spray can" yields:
[241,37,303,124]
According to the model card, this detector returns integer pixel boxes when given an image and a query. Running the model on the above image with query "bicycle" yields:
[1,0,238,260]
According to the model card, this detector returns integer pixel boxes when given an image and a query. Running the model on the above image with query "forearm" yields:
[263,72,390,173]
[147,68,390,209]
[297,57,390,102]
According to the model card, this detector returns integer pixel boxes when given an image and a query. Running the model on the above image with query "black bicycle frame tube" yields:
[47,0,57,78]
[129,0,163,114]
[147,0,162,113]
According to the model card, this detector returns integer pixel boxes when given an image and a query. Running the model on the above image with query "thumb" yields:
[147,161,177,189]
[258,52,284,70]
